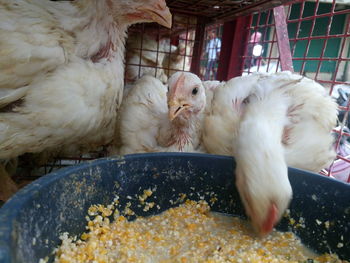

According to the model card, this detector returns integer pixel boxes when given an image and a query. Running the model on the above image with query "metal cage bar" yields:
[239,0,350,183]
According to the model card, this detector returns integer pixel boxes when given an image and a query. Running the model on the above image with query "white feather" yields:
[117,73,205,155]
[125,33,168,83]
[0,0,171,159]
[163,42,191,77]
[118,76,169,154]
[203,71,337,233]
[235,88,292,232]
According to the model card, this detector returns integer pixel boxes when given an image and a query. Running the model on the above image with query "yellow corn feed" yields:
[53,200,347,263]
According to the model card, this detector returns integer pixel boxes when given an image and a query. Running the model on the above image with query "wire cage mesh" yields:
[242,0,350,80]
[200,24,224,81]
[13,0,350,188]
[240,0,350,182]
[124,13,197,84]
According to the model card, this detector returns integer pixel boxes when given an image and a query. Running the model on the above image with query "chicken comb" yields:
[172,72,186,95]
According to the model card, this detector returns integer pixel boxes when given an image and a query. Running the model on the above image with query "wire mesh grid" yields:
[241,0,350,182]
[124,13,197,84]
[14,149,107,188]
[167,0,295,22]
[241,10,280,75]
[200,24,224,80]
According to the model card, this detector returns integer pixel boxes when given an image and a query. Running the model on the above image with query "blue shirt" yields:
[206,38,221,60]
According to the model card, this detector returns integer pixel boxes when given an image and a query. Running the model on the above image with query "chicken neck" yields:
[164,114,202,151]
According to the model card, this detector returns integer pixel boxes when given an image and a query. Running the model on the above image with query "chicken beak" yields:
[137,0,172,28]
[168,101,191,121]
[260,203,279,236]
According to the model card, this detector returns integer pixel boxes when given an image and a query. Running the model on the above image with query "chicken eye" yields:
[192,87,198,95]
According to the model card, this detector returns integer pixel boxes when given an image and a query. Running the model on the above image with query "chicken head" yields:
[117,0,172,28]
[232,79,293,236]
[167,72,206,121]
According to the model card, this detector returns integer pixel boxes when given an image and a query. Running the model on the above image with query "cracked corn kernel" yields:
[53,200,348,263]
[80,233,89,241]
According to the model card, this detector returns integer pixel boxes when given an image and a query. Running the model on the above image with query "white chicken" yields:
[163,42,191,78]
[117,72,206,154]
[202,80,222,115]
[242,62,281,75]
[0,0,172,201]
[125,33,169,84]
[203,71,338,235]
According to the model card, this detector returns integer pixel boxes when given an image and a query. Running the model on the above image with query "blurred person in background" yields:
[204,30,221,80]
[244,32,263,69]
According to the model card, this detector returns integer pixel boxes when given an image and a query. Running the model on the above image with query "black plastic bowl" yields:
[0,153,349,262]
